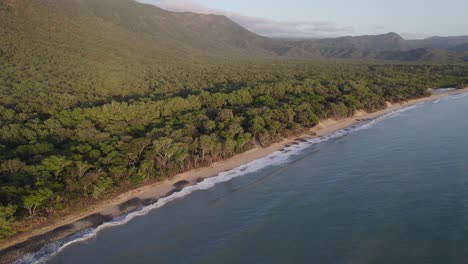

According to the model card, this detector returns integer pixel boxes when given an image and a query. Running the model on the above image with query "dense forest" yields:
[1,62,468,240]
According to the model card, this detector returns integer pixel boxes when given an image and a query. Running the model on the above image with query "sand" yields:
[1,87,467,263]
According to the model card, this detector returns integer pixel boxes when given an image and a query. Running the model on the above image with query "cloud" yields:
[401,33,431,39]
[137,0,354,38]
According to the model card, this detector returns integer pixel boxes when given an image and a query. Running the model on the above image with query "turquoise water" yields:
[21,93,468,264]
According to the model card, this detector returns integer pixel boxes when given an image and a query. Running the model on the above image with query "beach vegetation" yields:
[2,63,467,235]
[0,204,17,239]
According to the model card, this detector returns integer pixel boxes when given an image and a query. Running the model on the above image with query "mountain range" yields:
[1,0,467,63]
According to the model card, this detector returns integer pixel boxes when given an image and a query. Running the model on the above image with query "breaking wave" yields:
[433,88,455,94]
[445,92,468,100]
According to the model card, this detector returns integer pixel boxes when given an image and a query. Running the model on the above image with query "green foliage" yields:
[92,177,114,200]
[41,156,72,179]
[22,188,53,216]
[0,204,17,239]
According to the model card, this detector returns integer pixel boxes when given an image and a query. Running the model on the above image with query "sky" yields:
[139,0,468,39]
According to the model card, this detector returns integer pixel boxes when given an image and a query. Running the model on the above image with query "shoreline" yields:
[1,87,467,263]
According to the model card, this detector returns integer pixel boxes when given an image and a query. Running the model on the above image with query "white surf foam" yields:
[12,101,430,264]
[446,92,468,100]
[352,103,422,132]
[434,88,456,93]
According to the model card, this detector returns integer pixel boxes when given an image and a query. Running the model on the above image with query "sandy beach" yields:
[1,87,467,263]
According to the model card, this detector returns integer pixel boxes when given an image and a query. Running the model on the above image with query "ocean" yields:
[17,93,468,264]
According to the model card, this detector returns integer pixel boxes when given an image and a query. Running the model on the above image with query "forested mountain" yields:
[280,32,409,56]
[411,36,468,50]
[296,34,468,53]
[0,0,279,60]
[1,0,468,246]
[278,33,468,61]
[1,0,468,69]
[376,48,468,62]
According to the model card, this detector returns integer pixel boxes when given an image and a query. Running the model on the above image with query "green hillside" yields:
[1,0,467,117]
[0,0,281,114]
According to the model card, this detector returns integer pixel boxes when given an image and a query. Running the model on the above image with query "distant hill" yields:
[450,43,468,52]
[1,0,467,64]
[410,36,468,50]
[285,32,409,53]
[376,48,467,62]
[277,33,468,61]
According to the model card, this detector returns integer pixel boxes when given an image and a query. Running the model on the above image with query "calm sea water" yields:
[24,94,468,264]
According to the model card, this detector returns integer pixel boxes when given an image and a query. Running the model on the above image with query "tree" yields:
[151,137,179,174]
[42,156,72,179]
[75,161,94,179]
[216,109,234,121]
[201,120,216,133]
[248,114,266,138]
[295,111,319,127]
[199,134,218,163]
[174,145,189,171]
[222,138,237,158]
[92,177,113,200]
[0,159,25,175]
[329,102,349,119]
[65,161,95,194]
[0,204,17,239]
[22,188,53,216]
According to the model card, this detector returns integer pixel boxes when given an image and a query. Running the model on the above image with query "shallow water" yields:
[19,93,468,264]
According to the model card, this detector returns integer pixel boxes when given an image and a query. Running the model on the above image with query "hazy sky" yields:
[140,0,468,39]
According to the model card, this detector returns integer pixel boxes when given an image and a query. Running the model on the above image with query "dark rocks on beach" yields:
[80,213,114,228]
[173,180,190,189]
[49,224,74,234]
[118,198,144,214]
[141,198,159,206]
[119,197,160,211]
[162,188,180,198]
[357,118,371,122]
[161,180,193,198]
[196,177,204,183]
